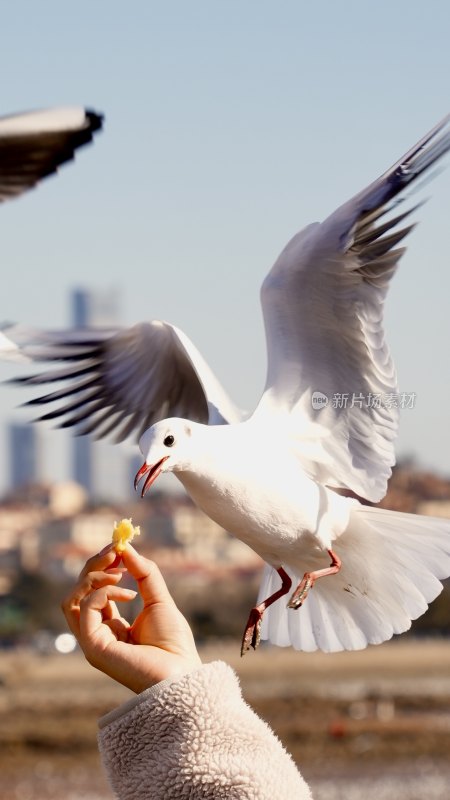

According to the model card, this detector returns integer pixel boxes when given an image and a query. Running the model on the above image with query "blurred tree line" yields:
[0,571,70,646]
[0,568,448,647]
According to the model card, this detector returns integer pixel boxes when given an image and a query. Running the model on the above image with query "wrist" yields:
[132,653,203,693]
[93,641,202,694]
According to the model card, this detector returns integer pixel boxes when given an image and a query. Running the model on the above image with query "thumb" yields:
[120,546,175,607]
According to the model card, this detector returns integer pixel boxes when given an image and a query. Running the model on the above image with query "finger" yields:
[63,603,81,638]
[78,546,118,579]
[121,545,174,607]
[62,570,125,640]
[62,569,124,616]
[80,586,137,643]
[109,552,123,570]
[104,617,131,642]
[102,598,123,621]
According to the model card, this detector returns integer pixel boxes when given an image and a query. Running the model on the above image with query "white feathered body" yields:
[175,422,352,563]
[173,421,450,652]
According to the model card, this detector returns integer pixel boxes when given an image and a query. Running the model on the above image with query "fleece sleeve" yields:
[98,660,312,800]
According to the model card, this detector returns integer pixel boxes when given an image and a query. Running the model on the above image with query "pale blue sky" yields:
[1,0,450,490]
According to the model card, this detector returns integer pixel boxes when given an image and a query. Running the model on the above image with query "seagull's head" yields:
[135,418,194,497]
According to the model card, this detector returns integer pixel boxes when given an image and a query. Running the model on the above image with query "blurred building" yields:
[0,504,46,592]
[40,509,118,579]
[8,422,41,490]
[72,287,120,328]
[171,503,260,567]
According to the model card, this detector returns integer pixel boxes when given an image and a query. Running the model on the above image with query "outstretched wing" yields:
[4,321,242,442]
[255,114,450,502]
[0,106,103,202]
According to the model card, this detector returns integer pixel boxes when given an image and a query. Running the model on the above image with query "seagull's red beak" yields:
[134,456,169,497]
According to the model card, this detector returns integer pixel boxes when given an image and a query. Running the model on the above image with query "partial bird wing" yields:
[255,114,450,502]
[3,321,242,442]
[0,106,103,202]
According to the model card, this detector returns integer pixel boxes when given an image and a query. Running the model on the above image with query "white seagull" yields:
[4,115,450,654]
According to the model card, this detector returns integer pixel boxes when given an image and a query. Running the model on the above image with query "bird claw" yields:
[241,607,262,656]
[288,575,314,609]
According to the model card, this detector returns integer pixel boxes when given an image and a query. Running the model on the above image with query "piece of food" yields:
[112,518,141,553]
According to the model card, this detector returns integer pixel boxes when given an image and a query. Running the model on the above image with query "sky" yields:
[0,0,450,493]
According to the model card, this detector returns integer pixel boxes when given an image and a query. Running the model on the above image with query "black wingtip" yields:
[85,109,104,134]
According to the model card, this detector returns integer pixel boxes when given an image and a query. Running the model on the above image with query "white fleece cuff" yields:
[98,672,185,729]
[98,660,312,800]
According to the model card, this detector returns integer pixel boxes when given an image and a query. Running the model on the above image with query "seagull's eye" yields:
[164,434,175,448]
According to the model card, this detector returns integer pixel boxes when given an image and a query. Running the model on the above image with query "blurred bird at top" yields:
[0,105,102,204]
[0,104,102,360]
[2,113,450,656]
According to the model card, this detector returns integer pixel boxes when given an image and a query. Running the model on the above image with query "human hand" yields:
[62,544,201,693]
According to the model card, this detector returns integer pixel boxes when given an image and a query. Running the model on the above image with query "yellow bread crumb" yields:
[112,518,141,553]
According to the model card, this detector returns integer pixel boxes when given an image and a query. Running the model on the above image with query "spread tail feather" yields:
[258,506,450,652]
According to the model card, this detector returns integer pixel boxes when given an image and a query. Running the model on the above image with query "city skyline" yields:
[3,285,142,500]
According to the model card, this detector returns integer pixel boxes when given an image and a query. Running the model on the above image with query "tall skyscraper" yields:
[70,288,121,497]
[9,422,40,489]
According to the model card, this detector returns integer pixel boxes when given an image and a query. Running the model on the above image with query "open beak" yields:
[134,456,169,497]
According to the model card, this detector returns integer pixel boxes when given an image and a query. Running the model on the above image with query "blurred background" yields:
[1,2,450,798]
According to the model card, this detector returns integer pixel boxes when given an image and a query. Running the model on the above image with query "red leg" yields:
[287,549,341,609]
[241,567,292,656]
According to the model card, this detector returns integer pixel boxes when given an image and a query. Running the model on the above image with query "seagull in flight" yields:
[0,104,102,358]
[0,105,102,203]
[4,114,450,654]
